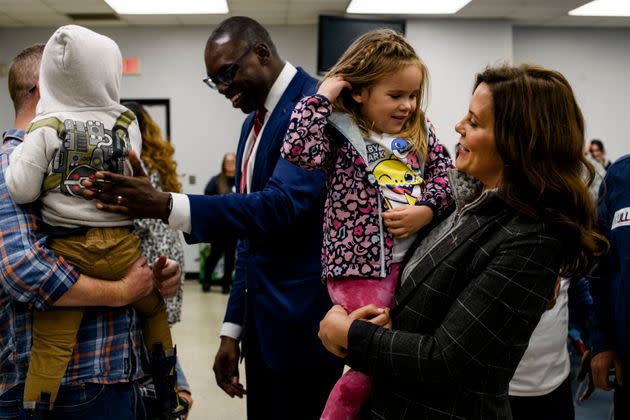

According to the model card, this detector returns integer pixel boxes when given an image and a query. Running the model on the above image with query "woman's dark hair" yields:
[475,64,606,278]
[589,139,605,153]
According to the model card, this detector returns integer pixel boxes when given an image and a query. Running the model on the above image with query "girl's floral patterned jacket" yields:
[281,94,453,280]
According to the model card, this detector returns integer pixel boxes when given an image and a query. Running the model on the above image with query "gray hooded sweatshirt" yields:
[6,25,141,228]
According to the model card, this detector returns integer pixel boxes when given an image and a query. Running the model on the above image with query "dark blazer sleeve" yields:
[185,158,325,243]
[590,170,616,355]
[223,239,247,325]
[346,231,561,385]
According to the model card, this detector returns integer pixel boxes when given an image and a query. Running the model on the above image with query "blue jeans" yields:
[0,382,145,420]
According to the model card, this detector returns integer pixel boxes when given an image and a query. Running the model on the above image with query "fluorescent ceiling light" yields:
[569,0,630,16]
[104,0,228,14]
[347,0,472,14]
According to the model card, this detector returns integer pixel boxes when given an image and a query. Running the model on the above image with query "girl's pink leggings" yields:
[321,263,400,420]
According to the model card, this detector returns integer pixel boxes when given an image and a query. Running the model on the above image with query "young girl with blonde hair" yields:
[281,29,453,419]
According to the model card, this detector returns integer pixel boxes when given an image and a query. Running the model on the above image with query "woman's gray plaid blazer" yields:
[347,171,562,419]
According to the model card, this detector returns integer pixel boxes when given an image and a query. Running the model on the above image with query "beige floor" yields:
[171,280,247,420]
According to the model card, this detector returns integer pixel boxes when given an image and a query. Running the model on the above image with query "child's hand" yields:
[383,205,434,239]
[317,76,351,102]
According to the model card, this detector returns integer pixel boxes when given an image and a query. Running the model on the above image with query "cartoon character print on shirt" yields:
[367,137,424,209]
[40,119,130,198]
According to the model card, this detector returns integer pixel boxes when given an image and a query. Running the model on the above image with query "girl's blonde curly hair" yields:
[325,29,429,158]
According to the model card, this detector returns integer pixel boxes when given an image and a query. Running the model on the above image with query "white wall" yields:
[407,20,512,156]
[1,22,629,271]
[0,25,319,188]
[514,27,630,162]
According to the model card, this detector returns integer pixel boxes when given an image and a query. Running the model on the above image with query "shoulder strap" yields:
[115,110,136,129]
[26,117,64,135]
[42,173,62,192]
[26,112,135,133]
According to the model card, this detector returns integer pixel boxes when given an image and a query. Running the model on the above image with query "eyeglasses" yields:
[203,45,254,90]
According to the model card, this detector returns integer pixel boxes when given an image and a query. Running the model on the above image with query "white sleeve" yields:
[220,322,243,340]
[6,128,58,204]
[168,192,192,234]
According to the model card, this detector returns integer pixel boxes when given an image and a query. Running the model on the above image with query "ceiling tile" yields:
[0,0,628,27]
[48,3,114,13]
[14,15,71,25]
[175,14,229,25]
[0,1,55,13]
[80,19,129,27]
[0,12,17,24]
[122,15,180,25]
[456,6,515,18]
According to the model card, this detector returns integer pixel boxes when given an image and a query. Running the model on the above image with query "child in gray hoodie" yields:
[5,25,181,417]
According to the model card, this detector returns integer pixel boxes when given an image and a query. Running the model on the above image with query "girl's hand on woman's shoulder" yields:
[317,76,352,102]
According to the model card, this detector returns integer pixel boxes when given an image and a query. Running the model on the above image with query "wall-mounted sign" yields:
[123,57,141,75]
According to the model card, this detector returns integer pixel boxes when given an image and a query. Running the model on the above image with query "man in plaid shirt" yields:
[0,45,182,419]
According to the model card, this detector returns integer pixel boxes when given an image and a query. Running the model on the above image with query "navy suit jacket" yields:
[185,68,339,371]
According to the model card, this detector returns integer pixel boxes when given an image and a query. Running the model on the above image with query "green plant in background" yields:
[198,245,225,281]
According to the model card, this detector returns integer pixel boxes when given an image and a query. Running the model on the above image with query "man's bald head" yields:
[8,44,44,114]
[207,16,278,58]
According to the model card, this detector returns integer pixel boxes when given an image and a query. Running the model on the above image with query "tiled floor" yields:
[171,280,246,420]
[173,280,614,420]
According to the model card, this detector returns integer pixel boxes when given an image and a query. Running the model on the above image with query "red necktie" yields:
[240,109,267,193]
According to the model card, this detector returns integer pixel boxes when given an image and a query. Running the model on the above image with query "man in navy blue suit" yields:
[85,16,343,419]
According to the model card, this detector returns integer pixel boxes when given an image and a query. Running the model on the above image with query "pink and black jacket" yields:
[281,94,453,280]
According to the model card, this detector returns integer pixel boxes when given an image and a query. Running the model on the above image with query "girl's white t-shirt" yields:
[364,131,424,262]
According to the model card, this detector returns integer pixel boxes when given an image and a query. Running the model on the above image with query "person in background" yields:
[122,101,194,416]
[589,139,611,170]
[201,152,237,294]
[318,64,605,419]
[590,153,630,419]
[1,43,181,420]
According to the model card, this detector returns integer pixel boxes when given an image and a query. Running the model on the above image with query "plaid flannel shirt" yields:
[0,129,143,397]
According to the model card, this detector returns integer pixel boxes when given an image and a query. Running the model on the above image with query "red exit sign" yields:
[123,57,141,75]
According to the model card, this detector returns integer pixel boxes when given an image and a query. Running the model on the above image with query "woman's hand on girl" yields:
[383,205,434,239]
[317,76,352,102]
[349,304,392,329]
[318,304,393,358]
[318,305,352,357]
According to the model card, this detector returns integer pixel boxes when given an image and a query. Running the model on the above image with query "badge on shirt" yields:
[612,207,630,230]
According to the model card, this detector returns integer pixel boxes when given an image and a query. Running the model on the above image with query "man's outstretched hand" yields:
[82,150,171,220]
